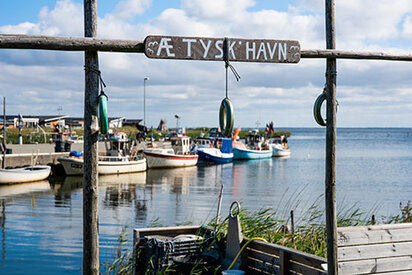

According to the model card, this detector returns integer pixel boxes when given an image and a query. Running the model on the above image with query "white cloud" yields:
[0,0,411,127]
[111,0,151,20]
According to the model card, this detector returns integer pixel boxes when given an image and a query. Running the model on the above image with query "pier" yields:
[1,142,162,174]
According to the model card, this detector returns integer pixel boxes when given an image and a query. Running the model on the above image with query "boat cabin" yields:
[245,131,268,149]
[104,132,133,159]
[196,137,233,153]
[196,137,214,148]
[270,135,288,148]
[171,136,193,155]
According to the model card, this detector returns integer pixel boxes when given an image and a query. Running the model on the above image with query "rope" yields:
[84,65,107,95]
[223,38,241,98]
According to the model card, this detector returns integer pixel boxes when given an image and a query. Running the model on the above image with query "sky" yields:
[1,0,412,128]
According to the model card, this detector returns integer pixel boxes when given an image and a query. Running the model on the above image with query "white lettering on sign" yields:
[229,41,236,59]
[157,38,175,57]
[215,40,223,58]
[145,36,300,63]
[256,42,267,60]
[182,38,196,57]
[246,42,255,60]
[199,39,212,58]
[267,42,277,59]
[279,43,287,60]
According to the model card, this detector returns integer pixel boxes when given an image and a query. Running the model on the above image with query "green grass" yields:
[104,200,412,274]
[1,126,291,144]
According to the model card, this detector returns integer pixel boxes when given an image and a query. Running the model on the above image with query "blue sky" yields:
[0,0,291,25]
[0,0,412,128]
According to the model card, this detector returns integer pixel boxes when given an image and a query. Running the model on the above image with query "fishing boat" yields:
[144,136,198,168]
[269,135,291,157]
[0,166,51,184]
[196,137,233,163]
[232,129,272,160]
[58,132,146,175]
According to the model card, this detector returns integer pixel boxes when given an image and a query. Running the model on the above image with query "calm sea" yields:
[0,128,411,274]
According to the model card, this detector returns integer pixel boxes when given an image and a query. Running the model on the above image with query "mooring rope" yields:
[223,38,241,98]
[84,65,107,94]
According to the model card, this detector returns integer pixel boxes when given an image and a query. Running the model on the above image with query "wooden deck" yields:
[338,223,412,274]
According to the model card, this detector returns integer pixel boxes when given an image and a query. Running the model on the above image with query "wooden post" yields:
[325,0,338,274]
[2,97,6,169]
[83,0,99,274]
[279,250,290,275]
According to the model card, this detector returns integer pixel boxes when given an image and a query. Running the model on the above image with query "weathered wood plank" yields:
[338,255,412,274]
[338,223,412,232]
[2,34,412,62]
[289,261,328,275]
[246,240,326,269]
[0,34,144,52]
[144,35,301,63]
[246,248,280,266]
[338,227,412,247]
[246,265,276,275]
[338,241,412,261]
[245,257,280,274]
[301,49,412,61]
[375,271,412,275]
[134,225,201,237]
[280,250,289,275]
[83,1,99,274]
[325,1,338,274]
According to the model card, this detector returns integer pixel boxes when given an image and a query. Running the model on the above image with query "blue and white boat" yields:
[232,146,272,160]
[196,137,233,163]
[232,130,272,160]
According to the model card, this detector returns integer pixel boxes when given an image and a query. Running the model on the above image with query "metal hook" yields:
[229,201,241,218]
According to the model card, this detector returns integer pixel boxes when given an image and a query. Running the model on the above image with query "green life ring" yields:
[219,97,234,137]
[313,92,327,126]
[98,92,109,134]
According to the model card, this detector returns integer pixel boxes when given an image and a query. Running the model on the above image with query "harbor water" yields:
[0,128,411,274]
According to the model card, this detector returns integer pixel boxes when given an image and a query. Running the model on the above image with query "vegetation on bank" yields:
[103,200,412,274]
[1,126,291,144]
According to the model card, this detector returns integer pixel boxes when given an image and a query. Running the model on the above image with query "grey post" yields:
[144,77,149,127]
[325,0,338,274]
[83,0,99,274]
[2,97,5,168]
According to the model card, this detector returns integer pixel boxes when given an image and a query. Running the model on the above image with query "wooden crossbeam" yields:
[301,49,412,61]
[1,34,412,61]
[0,34,144,52]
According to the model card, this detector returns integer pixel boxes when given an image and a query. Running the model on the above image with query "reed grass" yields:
[104,200,412,273]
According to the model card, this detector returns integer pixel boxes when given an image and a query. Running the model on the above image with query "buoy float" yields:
[219,97,234,137]
[98,91,109,134]
[313,92,327,126]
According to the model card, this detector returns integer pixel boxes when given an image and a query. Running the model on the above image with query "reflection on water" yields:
[0,128,411,274]
[100,173,146,209]
[0,180,51,198]
[148,166,197,194]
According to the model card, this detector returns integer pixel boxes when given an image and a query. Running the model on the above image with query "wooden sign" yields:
[144,35,300,63]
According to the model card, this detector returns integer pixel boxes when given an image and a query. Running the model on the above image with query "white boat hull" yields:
[270,144,291,157]
[0,166,51,184]
[144,151,198,168]
[58,157,147,175]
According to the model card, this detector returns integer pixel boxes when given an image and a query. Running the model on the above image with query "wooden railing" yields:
[133,225,327,275]
[242,238,327,274]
